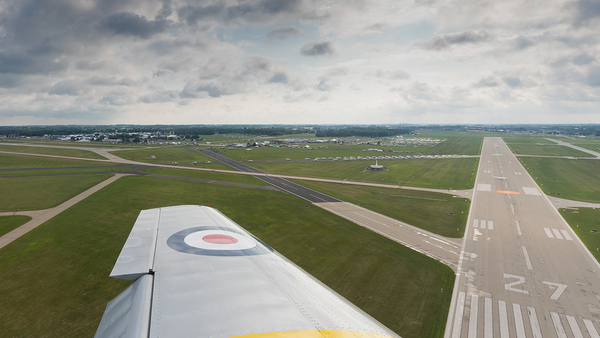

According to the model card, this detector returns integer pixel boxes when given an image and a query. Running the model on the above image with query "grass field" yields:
[506,143,593,157]
[0,153,104,169]
[0,175,110,211]
[0,144,107,159]
[252,158,479,190]
[139,167,269,185]
[0,167,132,176]
[0,176,454,338]
[560,208,600,262]
[421,131,486,155]
[0,216,31,237]
[502,134,555,144]
[518,157,600,202]
[300,181,470,237]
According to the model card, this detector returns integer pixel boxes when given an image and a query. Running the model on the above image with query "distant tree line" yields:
[0,125,304,137]
[315,127,413,138]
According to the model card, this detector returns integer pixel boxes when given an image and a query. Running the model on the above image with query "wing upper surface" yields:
[96,205,400,338]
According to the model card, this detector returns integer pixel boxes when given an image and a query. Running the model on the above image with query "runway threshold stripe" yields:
[481,220,486,229]
[451,292,466,338]
[468,294,479,338]
[561,230,573,241]
[473,219,479,228]
[553,228,564,239]
[544,227,554,238]
[488,220,493,230]
[567,315,584,338]
[551,312,568,338]
[584,319,600,338]
[499,300,509,338]
[513,303,526,338]
[484,297,492,338]
[527,307,542,338]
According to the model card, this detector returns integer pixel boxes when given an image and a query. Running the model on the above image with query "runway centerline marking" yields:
[515,221,522,235]
[522,246,532,270]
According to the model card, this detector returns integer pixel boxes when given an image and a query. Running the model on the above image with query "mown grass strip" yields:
[299,181,470,237]
[0,144,107,159]
[560,208,600,262]
[252,157,479,190]
[0,176,454,338]
[0,216,31,237]
[507,143,593,157]
[0,174,111,211]
[0,153,104,169]
[518,157,600,203]
[139,167,270,185]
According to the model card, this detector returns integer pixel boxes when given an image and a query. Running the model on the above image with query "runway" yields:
[445,137,600,337]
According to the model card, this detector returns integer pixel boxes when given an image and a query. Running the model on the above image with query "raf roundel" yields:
[167,226,273,256]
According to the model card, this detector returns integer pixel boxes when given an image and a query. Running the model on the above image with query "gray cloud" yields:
[474,76,501,88]
[139,90,179,103]
[375,69,410,80]
[269,72,289,83]
[0,53,69,75]
[49,80,84,96]
[300,40,337,57]
[266,27,303,41]
[422,31,491,50]
[100,12,169,38]
[574,0,600,25]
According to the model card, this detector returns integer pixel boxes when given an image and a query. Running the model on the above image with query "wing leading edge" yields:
[95,205,400,338]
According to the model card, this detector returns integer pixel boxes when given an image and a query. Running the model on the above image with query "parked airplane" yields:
[96,205,400,337]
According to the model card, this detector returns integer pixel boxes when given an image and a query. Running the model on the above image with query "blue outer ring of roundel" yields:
[167,226,274,256]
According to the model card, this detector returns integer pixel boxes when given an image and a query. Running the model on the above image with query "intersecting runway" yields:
[445,137,600,338]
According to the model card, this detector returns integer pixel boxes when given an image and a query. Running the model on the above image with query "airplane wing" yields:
[95,205,400,338]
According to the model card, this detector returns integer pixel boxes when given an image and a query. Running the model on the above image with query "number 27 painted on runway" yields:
[503,273,567,300]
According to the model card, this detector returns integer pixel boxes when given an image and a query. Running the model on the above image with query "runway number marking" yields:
[504,274,529,295]
[542,281,568,300]
[503,275,568,300]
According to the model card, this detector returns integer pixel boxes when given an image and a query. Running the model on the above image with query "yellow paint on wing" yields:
[230,330,396,338]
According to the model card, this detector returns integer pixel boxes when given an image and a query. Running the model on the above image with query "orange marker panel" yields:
[496,190,520,195]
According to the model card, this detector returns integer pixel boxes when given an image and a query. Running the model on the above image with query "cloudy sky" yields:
[0,0,599,125]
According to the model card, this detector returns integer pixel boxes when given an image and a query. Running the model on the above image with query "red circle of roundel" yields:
[202,234,239,244]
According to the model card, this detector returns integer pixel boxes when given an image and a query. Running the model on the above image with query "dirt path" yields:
[0,174,129,250]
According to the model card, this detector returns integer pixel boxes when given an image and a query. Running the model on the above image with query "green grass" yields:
[111,147,229,169]
[0,175,111,211]
[0,216,31,236]
[252,158,479,190]
[140,167,269,185]
[0,144,107,159]
[0,167,132,176]
[506,143,593,157]
[424,132,485,155]
[0,176,454,338]
[560,208,600,262]
[518,157,600,203]
[300,181,470,237]
[0,153,104,169]
[502,134,555,144]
